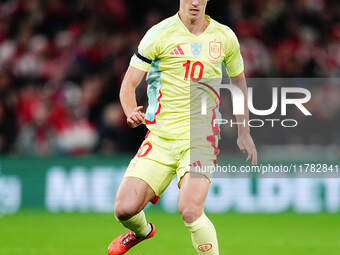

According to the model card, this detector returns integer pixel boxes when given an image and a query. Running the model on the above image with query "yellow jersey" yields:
[130,13,244,140]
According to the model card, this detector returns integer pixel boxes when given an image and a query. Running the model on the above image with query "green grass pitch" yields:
[0,210,340,255]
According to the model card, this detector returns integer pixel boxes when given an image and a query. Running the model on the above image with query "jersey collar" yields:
[175,12,212,37]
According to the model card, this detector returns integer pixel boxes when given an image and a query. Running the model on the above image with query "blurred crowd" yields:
[0,0,339,156]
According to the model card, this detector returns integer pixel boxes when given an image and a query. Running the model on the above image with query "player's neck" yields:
[178,11,209,36]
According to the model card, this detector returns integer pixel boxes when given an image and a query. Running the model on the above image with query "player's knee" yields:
[114,201,139,221]
[178,203,202,224]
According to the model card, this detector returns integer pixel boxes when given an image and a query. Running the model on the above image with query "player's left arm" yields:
[230,72,257,165]
[224,27,257,165]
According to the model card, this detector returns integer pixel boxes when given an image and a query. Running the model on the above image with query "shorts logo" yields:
[137,142,152,157]
[209,40,221,59]
[189,160,202,168]
[198,243,213,252]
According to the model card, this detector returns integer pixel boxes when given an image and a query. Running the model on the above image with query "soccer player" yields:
[108,0,257,254]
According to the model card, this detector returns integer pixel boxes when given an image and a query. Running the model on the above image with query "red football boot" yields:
[107,223,156,255]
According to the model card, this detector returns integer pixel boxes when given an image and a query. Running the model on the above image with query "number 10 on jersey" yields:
[183,60,204,82]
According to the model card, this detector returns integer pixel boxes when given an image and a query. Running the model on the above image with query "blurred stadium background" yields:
[0,0,339,254]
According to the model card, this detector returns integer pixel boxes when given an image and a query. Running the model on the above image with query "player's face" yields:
[180,0,208,20]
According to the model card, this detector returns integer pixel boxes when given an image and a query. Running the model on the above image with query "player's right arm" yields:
[119,66,146,128]
[121,20,163,127]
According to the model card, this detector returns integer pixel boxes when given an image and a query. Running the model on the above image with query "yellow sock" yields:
[119,210,151,238]
[184,213,219,254]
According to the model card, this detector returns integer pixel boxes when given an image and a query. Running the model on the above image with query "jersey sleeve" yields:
[130,27,160,72]
[223,29,244,77]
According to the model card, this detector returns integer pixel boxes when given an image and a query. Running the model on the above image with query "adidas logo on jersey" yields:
[170,45,184,55]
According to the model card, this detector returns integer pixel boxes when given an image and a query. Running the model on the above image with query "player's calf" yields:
[178,173,219,254]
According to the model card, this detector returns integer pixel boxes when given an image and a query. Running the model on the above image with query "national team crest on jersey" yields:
[209,40,222,59]
[191,42,202,57]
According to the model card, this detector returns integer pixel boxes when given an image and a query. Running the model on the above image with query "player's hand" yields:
[127,106,145,128]
[237,132,257,165]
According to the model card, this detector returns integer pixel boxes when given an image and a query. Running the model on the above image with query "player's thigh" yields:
[177,172,210,223]
[176,142,215,222]
[114,176,155,219]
